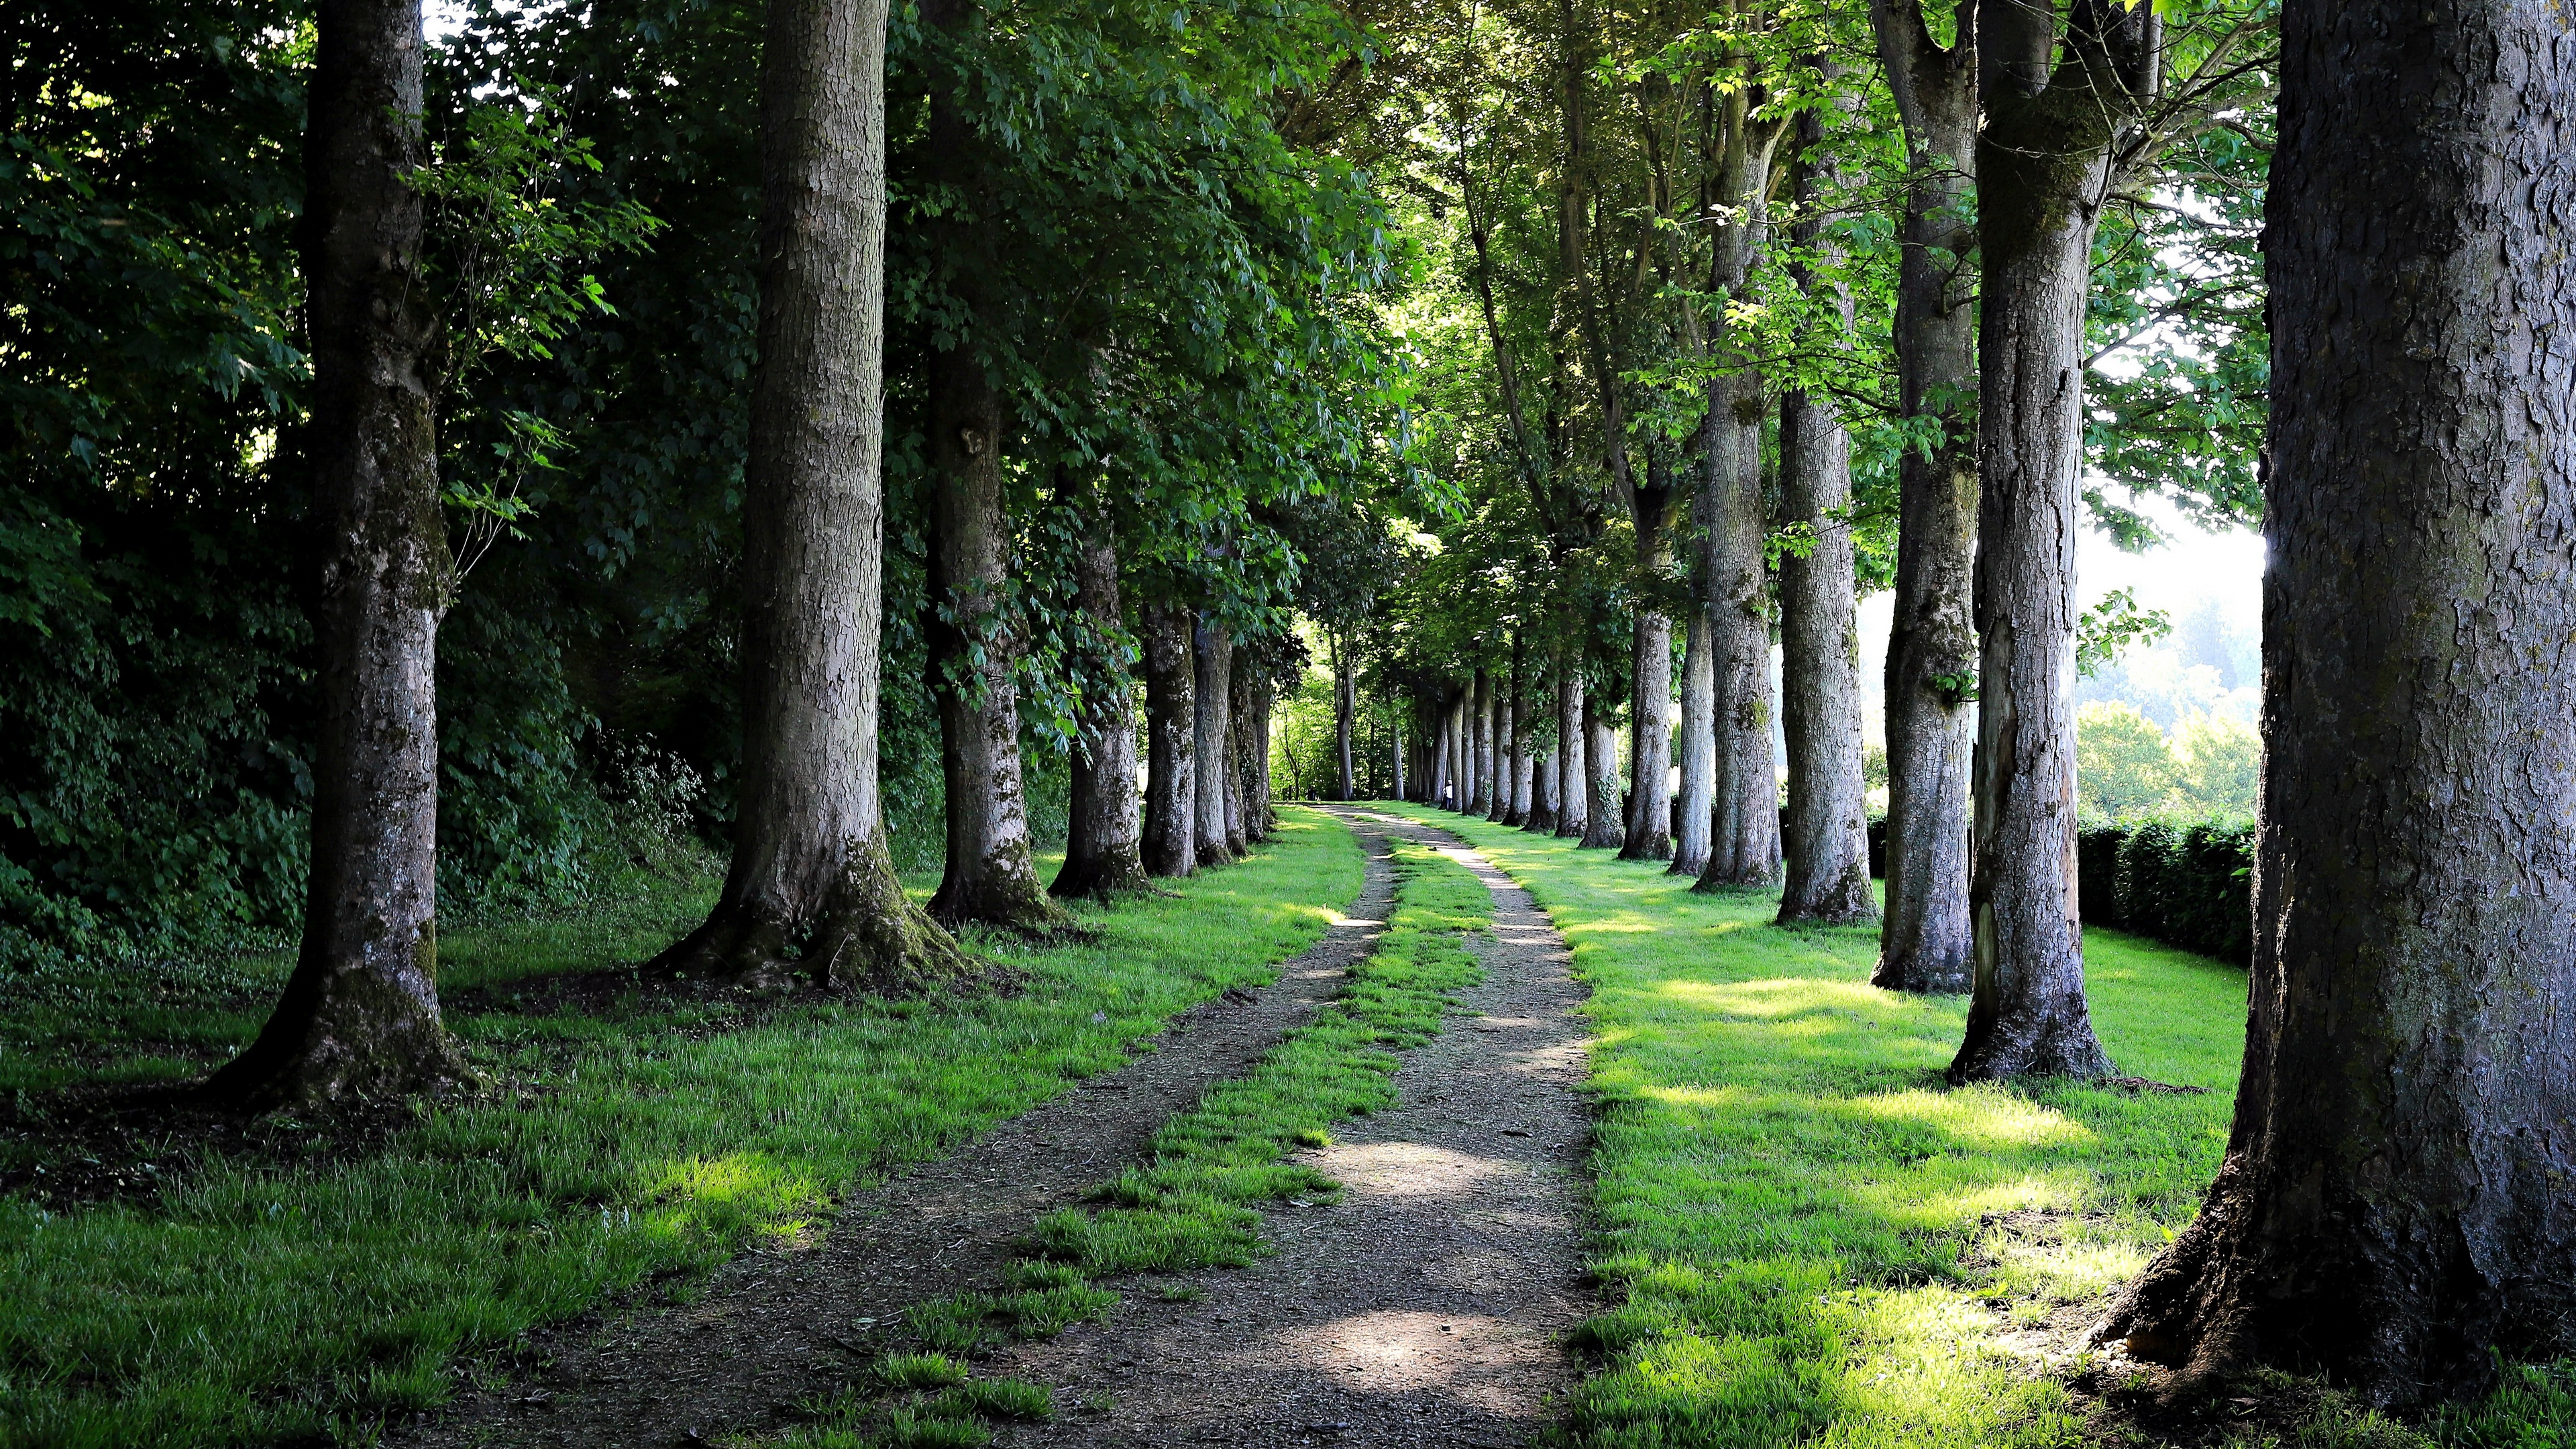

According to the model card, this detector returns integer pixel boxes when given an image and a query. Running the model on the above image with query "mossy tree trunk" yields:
[1580,690,1625,851]
[1554,669,1587,839]
[1192,615,1236,865]
[1869,0,1978,994]
[643,0,967,994]
[2091,0,2576,1404]
[1671,606,1715,876]
[211,0,472,1106]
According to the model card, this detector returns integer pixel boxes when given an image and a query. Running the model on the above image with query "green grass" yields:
[0,812,1360,1448]
[1381,804,2576,1449]
[733,842,1494,1449]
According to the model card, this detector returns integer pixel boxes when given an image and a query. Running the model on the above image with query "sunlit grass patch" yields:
[1378,804,2237,1449]
[0,812,1360,1447]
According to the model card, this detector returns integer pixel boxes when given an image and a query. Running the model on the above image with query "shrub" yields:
[2078,814,2254,964]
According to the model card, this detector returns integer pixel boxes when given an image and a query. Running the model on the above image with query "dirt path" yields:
[399,830,1401,1449]
[985,808,1595,1448]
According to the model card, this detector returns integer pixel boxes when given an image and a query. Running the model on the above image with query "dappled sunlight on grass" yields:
[1381,805,2242,1449]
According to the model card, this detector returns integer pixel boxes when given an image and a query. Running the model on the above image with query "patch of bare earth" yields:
[392,834,1398,1449]
[986,808,1595,1448]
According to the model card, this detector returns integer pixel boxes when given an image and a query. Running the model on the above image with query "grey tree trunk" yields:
[1870,0,1978,994]
[1776,98,1878,928]
[1193,616,1236,866]
[1554,670,1587,839]
[1671,608,1715,875]
[1249,661,1275,833]
[619,0,963,996]
[1466,669,1493,816]
[1699,373,1781,890]
[1580,693,1625,850]
[1620,610,1673,860]
[1332,635,1355,801]
[1139,599,1195,877]
[2090,1,2576,1404]
[1505,637,1532,825]
[1389,724,1404,804]
[1226,641,1258,848]
[1491,692,1515,822]
[213,0,472,1104]
[919,0,1065,937]
[1949,0,2155,1083]
[1428,695,1451,809]
[1052,484,1146,900]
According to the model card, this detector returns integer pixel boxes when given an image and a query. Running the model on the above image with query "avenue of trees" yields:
[7,0,2572,1415]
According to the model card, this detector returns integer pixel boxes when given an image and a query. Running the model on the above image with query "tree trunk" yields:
[1672,608,1714,876]
[1051,484,1146,901]
[1389,722,1404,803]
[1139,599,1195,877]
[1623,470,1677,860]
[2090,1,2576,1403]
[211,0,472,1105]
[1869,0,1979,994]
[1699,372,1781,890]
[1193,615,1236,866]
[1226,640,1257,849]
[924,341,1065,933]
[1527,739,1557,835]
[1580,691,1625,851]
[1505,636,1531,826]
[613,0,963,996]
[1332,635,1355,802]
[1250,659,1275,832]
[1464,668,1490,816]
[1776,97,1877,928]
[1949,0,2153,1083]
[1554,670,1587,839]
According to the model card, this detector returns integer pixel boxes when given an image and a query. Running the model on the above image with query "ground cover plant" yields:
[749,839,1493,1444]
[0,811,1357,1448]
[1382,806,2576,1448]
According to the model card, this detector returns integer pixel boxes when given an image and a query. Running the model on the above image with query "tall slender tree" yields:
[643,0,965,991]
[1948,0,2161,1082]
[2091,0,2576,1402]
[209,0,472,1104]
[1868,0,1978,994]
[1776,93,1876,926]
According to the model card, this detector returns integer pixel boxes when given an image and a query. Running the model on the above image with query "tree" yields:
[1049,472,1147,899]
[1947,0,2159,1083]
[2092,0,2576,1403]
[1138,598,1197,876]
[1775,92,1876,927]
[647,0,967,991]
[208,0,474,1106]
[1866,0,1977,994]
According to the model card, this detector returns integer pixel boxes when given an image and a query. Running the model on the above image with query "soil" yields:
[986,807,1596,1447]
[391,808,1598,1448]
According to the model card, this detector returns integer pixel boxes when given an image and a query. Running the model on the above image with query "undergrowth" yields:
[0,812,1360,1448]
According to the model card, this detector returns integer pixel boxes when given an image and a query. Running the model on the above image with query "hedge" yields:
[1863,814,2251,966]
[2077,816,2255,965]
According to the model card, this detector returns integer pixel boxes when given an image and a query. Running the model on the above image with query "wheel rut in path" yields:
[398,831,1400,1449]
[986,808,1595,1448]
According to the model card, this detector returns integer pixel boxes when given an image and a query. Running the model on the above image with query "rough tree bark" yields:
[1621,470,1678,861]
[1331,633,1355,801]
[211,0,474,1105]
[1580,691,1625,851]
[1869,0,1978,994]
[1248,659,1275,833]
[1051,478,1146,900]
[2089,0,2576,1404]
[1948,0,2155,1083]
[1671,608,1715,876]
[1775,96,1878,927]
[1554,669,1587,839]
[918,0,1067,937]
[1389,723,1405,804]
[1192,615,1236,866]
[1697,111,1785,891]
[1505,636,1531,826]
[621,0,965,996]
[1226,639,1258,847]
[1468,667,1494,816]
[1139,599,1195,877]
